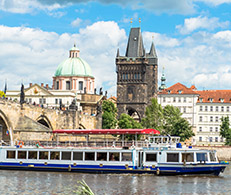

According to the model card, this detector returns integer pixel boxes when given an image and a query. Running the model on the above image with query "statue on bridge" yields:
[20,84,25,106]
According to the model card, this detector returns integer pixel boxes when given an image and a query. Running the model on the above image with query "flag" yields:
[6,130,9,136]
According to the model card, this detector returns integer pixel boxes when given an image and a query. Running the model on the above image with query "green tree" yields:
[163,105,194,141]
[102,100,117,129]
[118,113,143,140]
[141,98,164,132]
[220,116,231,145]
[142,98,194,141]
[0,91,6,98]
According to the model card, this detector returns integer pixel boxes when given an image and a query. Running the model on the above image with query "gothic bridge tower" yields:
[116,27,158,120]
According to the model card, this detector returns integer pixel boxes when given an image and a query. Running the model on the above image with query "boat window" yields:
[146,153,157,162]
[85,152,95,161]
[182,153,194,162]
[209,152,216,162]
[97,152,107,161]
[39,151,48,160]
[7,151,16,159]
[18,151,27,159]
[196,153,208,162]
[73,152,83,160]
[167,153,179,162]
[109,152,120,161]
[28,151,37,159]
[62,152,71,160]
[50,152,60,160]
[122,152,132,161]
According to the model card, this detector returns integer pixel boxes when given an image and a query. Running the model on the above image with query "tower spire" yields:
[159,66,167,90]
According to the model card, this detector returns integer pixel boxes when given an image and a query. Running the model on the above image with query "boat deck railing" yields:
[2,140,151,149]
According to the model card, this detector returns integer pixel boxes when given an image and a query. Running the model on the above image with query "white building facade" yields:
[158,83,230,146]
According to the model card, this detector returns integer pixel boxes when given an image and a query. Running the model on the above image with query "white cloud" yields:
[71,18,82,27]
[1,20,231,97]
[0,0,196,15]
[176,16,230,34]
[0,21,126,97]
[194,0,231,6]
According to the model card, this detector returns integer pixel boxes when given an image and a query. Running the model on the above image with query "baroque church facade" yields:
[116,27,158,120]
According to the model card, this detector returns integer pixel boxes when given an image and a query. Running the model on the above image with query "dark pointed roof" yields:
[149,42,157,58]
[125,27,145,57]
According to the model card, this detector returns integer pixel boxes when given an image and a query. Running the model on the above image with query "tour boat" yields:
[0,129,228,176]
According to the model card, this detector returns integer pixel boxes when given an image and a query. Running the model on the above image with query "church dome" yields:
[54,45,94,78]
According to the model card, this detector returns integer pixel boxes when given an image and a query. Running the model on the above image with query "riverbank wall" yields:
[195,146,231,161]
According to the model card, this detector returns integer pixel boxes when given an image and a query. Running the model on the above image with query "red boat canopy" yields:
[53,129,160,135]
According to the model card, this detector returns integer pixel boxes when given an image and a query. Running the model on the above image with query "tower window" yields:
[56,81,59,90]
[79,81,83,90]
[66,81,71,90]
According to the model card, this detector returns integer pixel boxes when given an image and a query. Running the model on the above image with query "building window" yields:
[66,81,71,90]
[29,98,32,104]
[199,127,202,132]
[56,81,59,90]
[215,116,218,122]
[184,97,186,103]
[199,137,202,142]
[210,127,213,132]
[215,127,218,132]
[79,81,83,90]
[215,137,218,142]
[200,106,203,111]
[216,106,218,112]
[227,107,230,112]
[210,116,213,122]
[205,106,208,111]
[183,107,186,113]
[210,106,213,112]
[220,137,224,142]
[173,97,176,102]
[55,99,58,104]
[163,97,166,103]
[199,116,203,122]
[209,137,213,142]
[178,98,181,102]
[221,106,224,112]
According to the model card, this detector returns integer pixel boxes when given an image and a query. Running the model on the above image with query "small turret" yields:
[159,66,167,90]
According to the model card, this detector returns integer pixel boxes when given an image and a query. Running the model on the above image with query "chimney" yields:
[46,84,49,89]
[29,83,32,87]
[41,83,44,87]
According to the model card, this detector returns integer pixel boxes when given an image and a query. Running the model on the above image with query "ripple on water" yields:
[0,166,230,195]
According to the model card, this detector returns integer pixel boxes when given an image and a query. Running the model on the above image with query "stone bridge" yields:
[0,99,101,142]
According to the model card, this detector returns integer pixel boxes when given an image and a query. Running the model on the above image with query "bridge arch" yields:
[0,109,12,141]
[127,107,141,122]
[36,115,53,130]
[79,124,86,129]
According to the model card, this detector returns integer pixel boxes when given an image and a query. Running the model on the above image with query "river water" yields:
[0,166,231,195]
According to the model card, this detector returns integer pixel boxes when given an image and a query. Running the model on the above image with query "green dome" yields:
[55,57,93,77]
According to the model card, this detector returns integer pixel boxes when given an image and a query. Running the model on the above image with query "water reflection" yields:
[0,166,230,195]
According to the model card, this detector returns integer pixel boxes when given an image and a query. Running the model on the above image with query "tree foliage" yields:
[141,98,164,131]
[163,105,194,141]
[220,116,231,145]
[118,113,143,140]
[142,98,194,141]
[102,100,117,129]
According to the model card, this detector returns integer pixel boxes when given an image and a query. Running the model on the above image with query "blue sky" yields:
[1,0,231,96]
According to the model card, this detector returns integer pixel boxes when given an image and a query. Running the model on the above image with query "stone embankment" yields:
[195,146,231,161]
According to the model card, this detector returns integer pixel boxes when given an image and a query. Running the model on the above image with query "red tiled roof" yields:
[158,82,198,95]
[158,82,231,103]
[196,90,231,103]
